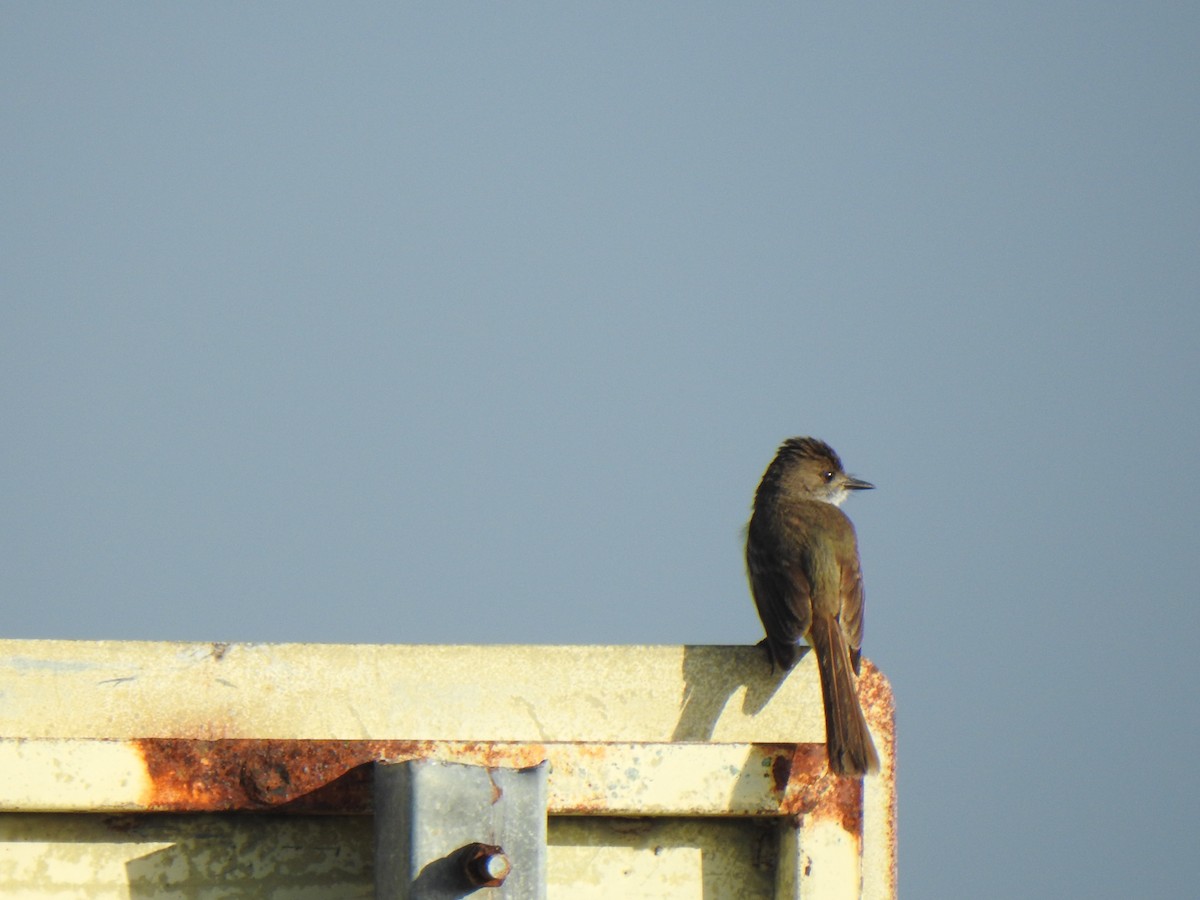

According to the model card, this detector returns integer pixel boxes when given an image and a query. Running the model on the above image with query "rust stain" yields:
[133,739,553,813]
[136,738,380,811]
[568,742,612,764]
[758,658,894,842]
[132,736,876,836]
[771,743,865,836]
[756,660,891,839]
[859,658,898,894]
[448,741,548,770]
[857,658,896,733]
[485,767,503,805]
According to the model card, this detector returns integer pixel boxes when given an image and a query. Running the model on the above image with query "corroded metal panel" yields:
[0,641,896,898]
[0,739,847,817]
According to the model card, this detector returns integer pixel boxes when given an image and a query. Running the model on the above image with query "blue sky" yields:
[4,4,1198,896]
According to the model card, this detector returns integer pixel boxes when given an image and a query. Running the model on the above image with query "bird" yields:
[745,437,880,777]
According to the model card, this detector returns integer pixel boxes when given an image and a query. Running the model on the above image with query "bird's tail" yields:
[808,614,880,777]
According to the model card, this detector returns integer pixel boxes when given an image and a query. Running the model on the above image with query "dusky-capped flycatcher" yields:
[745,437,880,777]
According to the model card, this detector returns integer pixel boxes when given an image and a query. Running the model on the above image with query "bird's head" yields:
[766,437,874,507]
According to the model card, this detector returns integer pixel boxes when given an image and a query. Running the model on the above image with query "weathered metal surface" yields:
[0,814,789,899]
[0,812,376,898]
[858,662,898,899]
[0,738,849,818]
[0,641,832,743]
[0,642,896,898]
[548,816,779,899]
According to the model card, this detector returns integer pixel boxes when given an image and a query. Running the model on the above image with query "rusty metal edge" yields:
[0,737,872,822]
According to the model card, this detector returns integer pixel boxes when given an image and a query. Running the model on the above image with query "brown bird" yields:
[745,437,880,777]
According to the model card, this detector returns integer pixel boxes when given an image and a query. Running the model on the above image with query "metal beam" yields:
[0,738,846,817]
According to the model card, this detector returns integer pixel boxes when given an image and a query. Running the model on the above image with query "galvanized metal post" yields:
[374,758,548,900]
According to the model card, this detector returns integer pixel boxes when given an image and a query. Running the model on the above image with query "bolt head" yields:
[459,842,512,887]
[481,852,511,881]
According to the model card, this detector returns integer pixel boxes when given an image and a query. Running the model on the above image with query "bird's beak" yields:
[845,475,875,491]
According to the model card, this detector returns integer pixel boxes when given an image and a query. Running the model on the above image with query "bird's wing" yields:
[747,531,812,670]
[838,550,866,674]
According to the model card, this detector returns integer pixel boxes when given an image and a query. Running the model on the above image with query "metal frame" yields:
[0,641,896,897]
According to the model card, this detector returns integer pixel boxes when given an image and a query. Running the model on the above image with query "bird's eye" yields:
[823,471,835,483]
